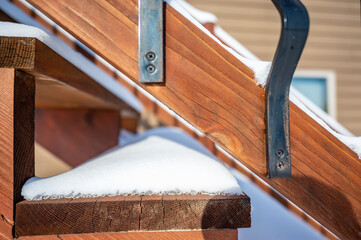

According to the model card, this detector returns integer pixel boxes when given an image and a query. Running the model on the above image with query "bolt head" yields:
[146,52,156,61]
[275,149,284,158]
[276,160,285,170]
[146,64,156,74]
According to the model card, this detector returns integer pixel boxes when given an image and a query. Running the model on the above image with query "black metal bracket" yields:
[266,0,309,178]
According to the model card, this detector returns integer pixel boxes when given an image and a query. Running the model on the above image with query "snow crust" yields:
[0,19,142,113]
[22,127,242,200]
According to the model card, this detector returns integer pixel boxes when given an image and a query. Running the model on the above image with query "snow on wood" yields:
[0,18,142,112]
[3,0,359,158]
[22,127,242,200]
[171,0,361,158]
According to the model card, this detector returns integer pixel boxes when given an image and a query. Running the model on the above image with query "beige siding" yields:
[189,0,361,135]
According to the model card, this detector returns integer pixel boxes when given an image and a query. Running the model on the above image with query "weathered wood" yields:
[26,0,361,238]
[0,37,135,111]
[0,69,35,239]
[15,194,250,236]
[18,229,238,240]
[35,108,120,167]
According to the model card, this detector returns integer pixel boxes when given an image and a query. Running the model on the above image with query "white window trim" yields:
[293,70,337,119]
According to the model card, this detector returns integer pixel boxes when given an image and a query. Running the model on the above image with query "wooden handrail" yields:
[24,0,361,238]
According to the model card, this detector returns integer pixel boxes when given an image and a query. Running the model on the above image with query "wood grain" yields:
[0,69,15,240]
[0,69,35,239]
[15,195,250,236]
[18,229,238,240]
[0,37,136,112]
[35,108,120,167]
[26,0,361,238]
[13,70,35,204]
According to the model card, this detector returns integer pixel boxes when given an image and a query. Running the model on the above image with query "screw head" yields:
[276,160,285,170]
[146,64,156,74]
[146,52,156,61]
[275,149,284,158]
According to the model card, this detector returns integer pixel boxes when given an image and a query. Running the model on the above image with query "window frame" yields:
[293,70,337,118]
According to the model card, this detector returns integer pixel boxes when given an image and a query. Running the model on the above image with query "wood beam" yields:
[18,229,238,240]
[0,37,135,112]
[26,0,361,238]
[15,194,250,236]
[0,69,35,239]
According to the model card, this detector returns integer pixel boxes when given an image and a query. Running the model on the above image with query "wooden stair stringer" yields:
[24,0,361,239]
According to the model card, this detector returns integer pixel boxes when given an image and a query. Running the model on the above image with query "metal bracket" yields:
[138,0,164,83]
[266,0,309,178]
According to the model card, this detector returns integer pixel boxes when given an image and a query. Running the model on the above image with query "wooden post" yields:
[0,69,35,239]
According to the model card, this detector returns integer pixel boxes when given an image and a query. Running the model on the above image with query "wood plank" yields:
[0,37,135,111]
[0,68,15,240]
[13,70,35,204]
[15,194,250,236]
[35,108,120,167]
[18,229,238,240]
[0,69,35,239]
[26,0,361,239]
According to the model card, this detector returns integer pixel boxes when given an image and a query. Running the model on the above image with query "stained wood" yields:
[26,0,361,238]
[0,37,135,112]
[35,108,120,167]
[15,194,250,236]
[0,68,15,240]
[0,69,35,239]
[13,70,35,204]
[189,0,361,136]
[18,229,238,240]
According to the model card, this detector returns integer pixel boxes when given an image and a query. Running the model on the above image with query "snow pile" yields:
[22,127,242,200]
[0,20,142,112]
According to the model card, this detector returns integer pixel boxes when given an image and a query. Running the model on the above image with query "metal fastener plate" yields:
[138,0,164,83]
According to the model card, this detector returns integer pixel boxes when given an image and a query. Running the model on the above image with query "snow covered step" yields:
[16,128,250,236]
[0,23,141,112]
[15,194,250,236]
[22,1,361,239]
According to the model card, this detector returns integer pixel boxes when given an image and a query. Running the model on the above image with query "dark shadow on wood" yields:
[288,176,361,239]
[201,194,251,240]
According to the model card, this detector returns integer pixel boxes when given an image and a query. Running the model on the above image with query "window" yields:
[292,70,336,118]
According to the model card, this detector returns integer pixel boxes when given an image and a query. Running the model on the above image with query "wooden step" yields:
[0,36,135,112]
[15,194,250,236]
[17,229,239,240]
[24,0,361,239]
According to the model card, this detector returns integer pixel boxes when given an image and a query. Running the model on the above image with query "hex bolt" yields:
[146,64,156,74]
[275,149,284,158]
[276,160,285,170]
[146,52,156,61]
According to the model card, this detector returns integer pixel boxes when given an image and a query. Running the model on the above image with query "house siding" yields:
[188,0,361,135]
